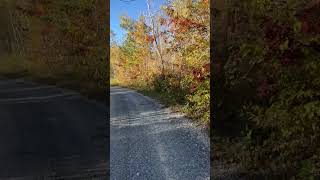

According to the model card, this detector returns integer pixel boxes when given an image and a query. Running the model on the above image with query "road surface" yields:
[0,79,108,179]
[110,86,210,180]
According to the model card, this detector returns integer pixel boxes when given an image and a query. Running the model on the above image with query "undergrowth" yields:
[0,54,107,101]
[113,72,210,126]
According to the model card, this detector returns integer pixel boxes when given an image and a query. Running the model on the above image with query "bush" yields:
[184,78,210,124]
[214,0,320,177]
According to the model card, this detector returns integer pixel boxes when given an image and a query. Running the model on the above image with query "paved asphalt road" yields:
[110,86,210,180]
[0,79,109,179]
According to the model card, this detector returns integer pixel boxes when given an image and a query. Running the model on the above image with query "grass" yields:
[137,88,184,111]
[110,78,119,86]
[112,79,211,128]
[111,80,187,114]
[0,54,107,102]
[0,55,29,77]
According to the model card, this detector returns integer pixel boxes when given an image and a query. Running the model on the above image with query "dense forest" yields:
[213,0,320,178]
[0,0,108,98]
[1,0,319,178]
[111,0,210,124]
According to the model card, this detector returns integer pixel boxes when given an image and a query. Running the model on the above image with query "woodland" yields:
[0,0,108,98]
[212,0,320,178]
[0,0,319,178]
[112,0,320,177]
[111,0,210,124]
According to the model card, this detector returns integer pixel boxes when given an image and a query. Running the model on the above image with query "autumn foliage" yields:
[213,0,320,177]
[111,0,210,123]
[0,0,108,98]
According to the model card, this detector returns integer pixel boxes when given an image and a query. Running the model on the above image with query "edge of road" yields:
[0,74,107,103]
[111,85,210,179]
[111,85,210,140]
[0,77,108,111]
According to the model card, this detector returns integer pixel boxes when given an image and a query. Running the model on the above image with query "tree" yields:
[111,0,210,123]
[212,0,320,177]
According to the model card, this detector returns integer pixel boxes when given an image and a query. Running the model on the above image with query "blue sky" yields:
[111,0,166,44]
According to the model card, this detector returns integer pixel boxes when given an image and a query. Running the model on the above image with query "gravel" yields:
[110,86,210,180]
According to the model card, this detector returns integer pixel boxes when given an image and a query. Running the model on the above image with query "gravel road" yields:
[110,86,210,180]
[0,78,108,179]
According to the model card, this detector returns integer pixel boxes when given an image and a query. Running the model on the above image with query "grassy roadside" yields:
[110,79,210,133]
[0,55,107,102]
[110,80,183,112]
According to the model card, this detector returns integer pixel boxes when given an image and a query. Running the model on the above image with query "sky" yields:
[111,0,166,44]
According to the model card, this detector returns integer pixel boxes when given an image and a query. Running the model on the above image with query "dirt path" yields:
[110,86,209,180]
[0,79,108,179]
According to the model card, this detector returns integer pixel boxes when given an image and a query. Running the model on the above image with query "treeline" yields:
[0,0,108,98]
[213,0,320,178]
[111,0,210,124]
